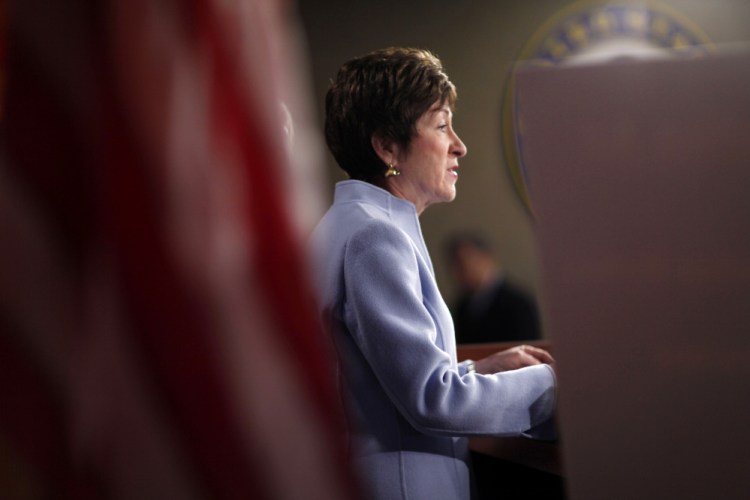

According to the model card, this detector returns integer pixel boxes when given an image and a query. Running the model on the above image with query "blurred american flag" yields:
[0,0,352,498]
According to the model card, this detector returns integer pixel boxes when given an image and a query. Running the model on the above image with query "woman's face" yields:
[389,102,468,214]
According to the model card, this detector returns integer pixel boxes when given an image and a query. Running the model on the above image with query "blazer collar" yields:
[333,180,434,276]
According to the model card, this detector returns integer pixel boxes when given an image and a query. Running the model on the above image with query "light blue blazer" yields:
[310,180,556,500]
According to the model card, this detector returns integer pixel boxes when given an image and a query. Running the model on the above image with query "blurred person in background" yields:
[448,233,541,344]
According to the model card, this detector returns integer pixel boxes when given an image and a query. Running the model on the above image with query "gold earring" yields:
[384,162,400,178]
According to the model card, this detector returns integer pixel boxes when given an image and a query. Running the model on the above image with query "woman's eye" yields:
[438,124,448,131]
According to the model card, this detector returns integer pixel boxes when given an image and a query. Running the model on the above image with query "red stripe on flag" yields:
[93,24,271,500]
[197,0,346,431]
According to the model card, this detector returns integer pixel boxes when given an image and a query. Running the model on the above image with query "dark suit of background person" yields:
[448,234,541,344]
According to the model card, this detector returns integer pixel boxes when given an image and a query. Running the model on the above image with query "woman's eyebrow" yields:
[428,106,452,118]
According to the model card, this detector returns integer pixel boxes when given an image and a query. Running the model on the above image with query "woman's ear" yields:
[371,133,399,165]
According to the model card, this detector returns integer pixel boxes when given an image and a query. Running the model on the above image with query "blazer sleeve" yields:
[343,220,556,437]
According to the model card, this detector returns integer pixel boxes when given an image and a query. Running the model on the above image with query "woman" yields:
[310,47,556,500]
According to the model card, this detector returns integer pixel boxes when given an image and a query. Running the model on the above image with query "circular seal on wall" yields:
[501,1,713,214]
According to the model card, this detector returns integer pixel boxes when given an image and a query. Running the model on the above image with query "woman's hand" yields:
[474,344,555,374]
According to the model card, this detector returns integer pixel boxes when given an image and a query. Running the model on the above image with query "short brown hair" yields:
[324,47,457,182]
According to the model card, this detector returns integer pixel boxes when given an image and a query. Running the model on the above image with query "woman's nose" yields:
[452,131,468,157]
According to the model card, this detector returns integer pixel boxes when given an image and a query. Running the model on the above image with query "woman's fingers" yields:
[517,345,555,365]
